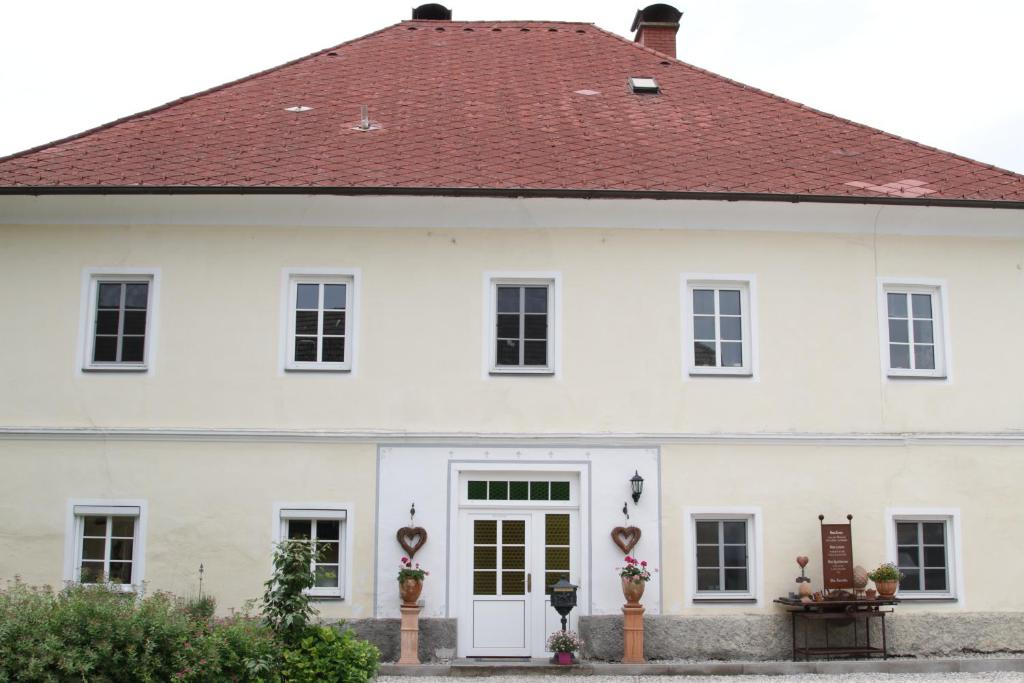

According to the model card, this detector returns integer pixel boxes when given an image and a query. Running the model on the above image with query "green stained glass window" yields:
[530,481,549,500]
[488,481,508,500]
[550,481,570,501]
[468,481,487,500]
[509,481,529,500]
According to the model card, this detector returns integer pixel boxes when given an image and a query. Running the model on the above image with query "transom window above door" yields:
[285,273,354,371]
[466,479,572,503]
[488,276,557,375]
[683,277,755,377]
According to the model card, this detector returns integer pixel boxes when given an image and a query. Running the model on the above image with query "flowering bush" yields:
[867,562,904,582]
[397,557,429,582]
[545,629,584,654]
[618,556,656,583]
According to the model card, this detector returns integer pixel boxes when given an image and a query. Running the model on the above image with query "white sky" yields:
[2,0,1022,173]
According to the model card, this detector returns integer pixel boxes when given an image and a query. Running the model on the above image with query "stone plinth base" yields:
[622,604,645,663]
[398,604,422,665]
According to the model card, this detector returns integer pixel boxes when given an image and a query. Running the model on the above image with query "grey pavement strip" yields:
[378,673,1024,682]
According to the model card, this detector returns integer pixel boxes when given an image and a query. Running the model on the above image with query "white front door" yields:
[459,510,579,657]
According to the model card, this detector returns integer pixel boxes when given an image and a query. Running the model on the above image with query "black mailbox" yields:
[550,577,578,632]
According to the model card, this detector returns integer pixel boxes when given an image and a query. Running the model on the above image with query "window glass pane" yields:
[696,568,720,591]
[913,319,934,343]
[694,342,716,367]
[545,514,570,546]
[502,520,525,545]
[509,481,529,500]
[922,522,945,545]
[695,521,718,544]
[109,562,133,584]
[924,568,947,591]
[294,338,317,362]
[723,545,746,567]
[111,517,135,538]
[488,481,508,500]
[496,314,519,339]
[323,311,345,335]
[889,344,910,369]
[524,287,547,313]
[550,481,570,501]
[110,539,134,561]
[530,481,549,500]
[693,289,715,315]
[523,341,547,366]
[523,314,546,340]
[502,546,525,569]
[719,290,741,316]
[124,283,148,309]
[723,521,746,544]
[317,520,340,541]
[502,571,526,595]
[81,538,106,560]
[96,310,120,335]
[899,570,920,591]
[496,287,520,313]
[98,283,122,308]
[898,546,919,567]
[724,568,748,591]
[693,316,715,340]
[315,566,339,587]
[887,292,907,318]
[923,546,945,567]
[123,311,146,335]
[296,284,319,309]
[888,319,909,344]
[83,516,107,536]
[721,342,743,367]
[320,542,340,563]
[295,311,319,335]
[720,317,742,341]
[474,571,497,595]
[322,337,345,363]
[545,571,570,595]
[474,520,497,545]
[696,546,718,567]
[93,336,117,362]
[914,345,935,370]
[496,339,519,365]
[323,284,346,310]
[467,481,487,500]
[80,562,104,584]
[896,523,918,545]
[121,337,145,363]
[288,520,312,539]
[912,293,933,318]
[474,546,496,569]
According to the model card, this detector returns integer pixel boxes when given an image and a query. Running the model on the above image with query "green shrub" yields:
[208,615,283,683]
[262,541,319,646]
[179,594,217,623]
[281,626,379,683]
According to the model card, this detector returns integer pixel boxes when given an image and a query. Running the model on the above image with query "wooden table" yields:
[774,597,898,661]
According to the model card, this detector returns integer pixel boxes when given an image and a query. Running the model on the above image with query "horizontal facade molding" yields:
[1,426,1023,446]
[0,194,1022,238]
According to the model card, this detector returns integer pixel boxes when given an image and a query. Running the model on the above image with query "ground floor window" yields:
[888,509,959,600]
[688,508,760,603]
[277,507,347,598]
[67,501,146,590]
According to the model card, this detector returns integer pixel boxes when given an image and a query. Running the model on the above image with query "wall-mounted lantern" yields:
[630,470,644,504]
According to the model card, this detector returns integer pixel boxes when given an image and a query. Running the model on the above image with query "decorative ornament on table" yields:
[612,501,642,554]
[397,502,428,558]
[867,562,903,599]
[795,555,813,602]
[853,564,869,598]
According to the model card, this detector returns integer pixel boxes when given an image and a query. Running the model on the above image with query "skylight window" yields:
[628,77,660,94]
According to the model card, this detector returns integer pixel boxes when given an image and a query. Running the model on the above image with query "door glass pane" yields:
[502,572,526,595]
[550,481,570,501]
[502,520,525,545]
[502,546,525,569]
[545,514,570,545]
[474,546,496,569]
[546,547,570,570]
[474,571,497,595]
[474,520,497,545]
[545,571,569,595]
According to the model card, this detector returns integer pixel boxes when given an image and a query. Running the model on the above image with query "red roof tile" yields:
[1,19,1022,203]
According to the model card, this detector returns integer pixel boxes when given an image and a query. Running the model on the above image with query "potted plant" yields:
[867,562,903,598]
[618,556,655,605]
[397,557,428,605]
[546,630,583,665]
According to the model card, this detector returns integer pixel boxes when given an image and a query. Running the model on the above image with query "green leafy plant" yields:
[545,629,583,654]
[281,626,379,683]
[397,557,429,582]
[261,540,319,645]
[179,593,217,623]
[868,562,904,582]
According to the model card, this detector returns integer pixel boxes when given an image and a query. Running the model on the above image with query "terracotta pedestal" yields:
[622,604,645,663]
[398,604,422,665]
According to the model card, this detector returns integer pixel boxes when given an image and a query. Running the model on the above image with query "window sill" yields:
[83,365,149,373]
[693,596,757,604]
[308,595,346,602]
[489,368,555,376]
[895,595,957,602]
[285,366,352,373]
[689,370,753,378]
[886,372,947,380]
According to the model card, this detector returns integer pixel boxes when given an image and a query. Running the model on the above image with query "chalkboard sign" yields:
[820,518,854,589]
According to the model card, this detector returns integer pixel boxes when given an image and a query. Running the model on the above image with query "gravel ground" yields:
[378,674,1024,683]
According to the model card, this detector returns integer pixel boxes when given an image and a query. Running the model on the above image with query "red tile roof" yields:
[1,19,1022,204]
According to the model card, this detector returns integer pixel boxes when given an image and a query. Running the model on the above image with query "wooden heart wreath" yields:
[397,526,428,558]
[611,526,642,554]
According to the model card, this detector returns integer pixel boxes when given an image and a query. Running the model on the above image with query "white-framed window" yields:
[486,275,557,374]
[284,273,355,371]
[64,500,147,591]
[886,508,961,601]
[686,508,762,604]
[82,271,157,371]
[878,280,949,378]
[274,506,349,598]
[682,276,755,377]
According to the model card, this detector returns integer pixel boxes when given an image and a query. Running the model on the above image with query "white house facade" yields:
[1,4,1023,661]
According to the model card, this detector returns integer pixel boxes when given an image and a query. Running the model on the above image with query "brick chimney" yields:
[631,4,683,59]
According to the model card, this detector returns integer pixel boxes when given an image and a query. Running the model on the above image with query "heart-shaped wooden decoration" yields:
[796,556,809,568]
[397,526,428,558]
[611,526,642,554]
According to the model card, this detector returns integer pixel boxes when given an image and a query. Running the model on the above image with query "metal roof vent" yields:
[412,3,452,20]
[628,77,660,94]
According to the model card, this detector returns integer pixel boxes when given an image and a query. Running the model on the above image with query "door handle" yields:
[527,573,532,593]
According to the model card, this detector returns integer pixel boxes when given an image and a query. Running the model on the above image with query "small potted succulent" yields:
[546,629,583,665]
[397,557,428,605]
[618,556,656,605]
[867,562,903,598]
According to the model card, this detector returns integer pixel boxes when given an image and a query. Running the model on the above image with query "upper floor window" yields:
[684,278,754,376]
[488,277,556,374]
[286,275,353,371]
[84,273,155,370]
[65,501,147,591]
[880,281,948,378]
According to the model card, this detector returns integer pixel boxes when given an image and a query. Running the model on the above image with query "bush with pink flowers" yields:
[618,556,656,582]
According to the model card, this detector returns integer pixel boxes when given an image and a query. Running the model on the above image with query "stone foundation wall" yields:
[341,618,456,662]
[579,613,1024,661]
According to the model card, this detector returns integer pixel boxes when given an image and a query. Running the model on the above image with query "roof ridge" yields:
[0,22,403,166]
[589,24,1024,183]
